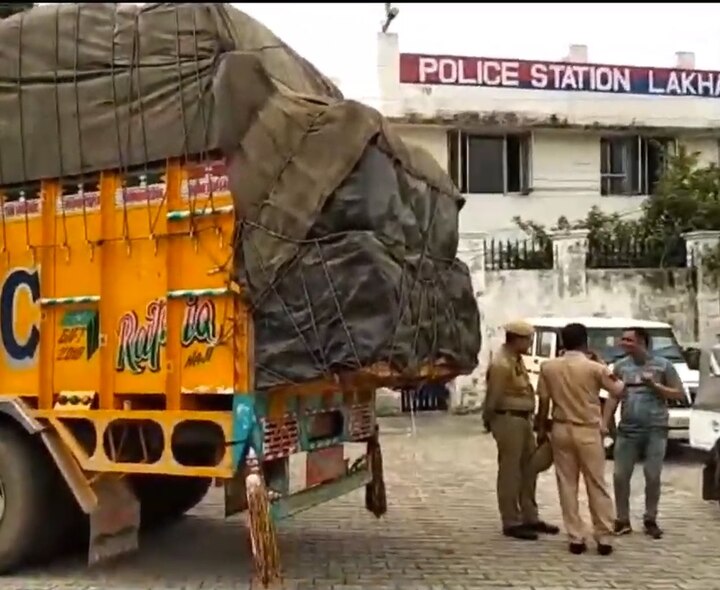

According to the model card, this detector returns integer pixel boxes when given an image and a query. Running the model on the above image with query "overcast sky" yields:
[238,2,720,103]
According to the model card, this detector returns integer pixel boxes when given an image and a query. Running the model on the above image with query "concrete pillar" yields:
[675,51,696,70]
[551,229,589,299]
[377,32,401,117]
[683,230,720,345]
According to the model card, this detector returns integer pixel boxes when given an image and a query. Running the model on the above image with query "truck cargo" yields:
[0,3,481,585]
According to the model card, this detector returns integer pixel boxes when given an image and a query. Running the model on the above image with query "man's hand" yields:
[586,349,602,363]
[640,373,672,399]
[643,373,685,402]
[612,379,628,399]
[641,371,662,394]
[600,421,609,436]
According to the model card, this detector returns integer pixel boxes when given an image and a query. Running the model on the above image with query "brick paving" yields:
[5,414,720,590]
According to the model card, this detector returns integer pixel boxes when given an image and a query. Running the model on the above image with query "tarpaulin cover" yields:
[0,3,481,389]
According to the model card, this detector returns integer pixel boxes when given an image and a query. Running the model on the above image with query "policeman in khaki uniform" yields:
[536,322,625,556]
[483,320,559,541]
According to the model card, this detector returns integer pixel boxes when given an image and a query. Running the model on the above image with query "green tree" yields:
[514,145,720,268]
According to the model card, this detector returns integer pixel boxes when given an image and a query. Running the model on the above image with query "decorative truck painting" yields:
[399,53,720,97]
[0,4,480,588]
[115,297,220,374]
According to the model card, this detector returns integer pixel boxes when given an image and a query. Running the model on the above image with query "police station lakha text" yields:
[404,55,720,98]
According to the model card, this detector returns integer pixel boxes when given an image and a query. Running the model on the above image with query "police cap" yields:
[504,320,535,337]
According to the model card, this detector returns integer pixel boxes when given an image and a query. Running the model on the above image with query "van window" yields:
[536,330,554,358]
[587,327,685,364]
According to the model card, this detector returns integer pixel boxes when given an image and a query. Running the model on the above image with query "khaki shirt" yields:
[483,345,535,421]
[536,351,614,427]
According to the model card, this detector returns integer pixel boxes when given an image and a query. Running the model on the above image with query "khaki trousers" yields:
[491,413,539,528]
[531,439,554,475]
[551,422,614,544]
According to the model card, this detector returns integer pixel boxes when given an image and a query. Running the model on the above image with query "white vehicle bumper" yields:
[690,409,720,452]
[667,408,690,441]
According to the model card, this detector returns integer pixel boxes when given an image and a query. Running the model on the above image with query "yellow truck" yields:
[0,3,480,586]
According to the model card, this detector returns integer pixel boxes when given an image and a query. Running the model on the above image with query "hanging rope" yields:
[110,6,132,253]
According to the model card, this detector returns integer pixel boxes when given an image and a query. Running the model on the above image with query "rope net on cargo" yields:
[0,3,480,391]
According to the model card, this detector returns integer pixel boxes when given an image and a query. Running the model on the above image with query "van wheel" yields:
[131,474,211,529]
[0,424,60,573]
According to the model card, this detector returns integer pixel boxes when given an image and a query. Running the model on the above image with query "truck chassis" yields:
[0,391,385,586]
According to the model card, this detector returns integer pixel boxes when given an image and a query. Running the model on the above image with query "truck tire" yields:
[0,423,59,573]
[130,474,211,529]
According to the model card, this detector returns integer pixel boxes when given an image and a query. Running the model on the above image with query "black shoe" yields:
[526,520,560,535]
[643,520,663,539]
[503,525,538,540]
[597,543,613,556]
[613,520,632,536]
[569,542,587,555]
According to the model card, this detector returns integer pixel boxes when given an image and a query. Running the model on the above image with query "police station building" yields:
[377,33,720,238]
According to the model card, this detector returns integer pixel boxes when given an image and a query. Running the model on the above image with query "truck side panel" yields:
[0,160,249,414]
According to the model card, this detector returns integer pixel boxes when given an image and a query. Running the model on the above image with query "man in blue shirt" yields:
[602,327,684,539]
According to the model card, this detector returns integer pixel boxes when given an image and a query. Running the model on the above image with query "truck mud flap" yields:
[270,466,371,521]
[0,396,44,434]
[40,428,98,514]
[88,476,140,566]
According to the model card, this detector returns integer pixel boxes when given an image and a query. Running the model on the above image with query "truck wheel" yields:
[130,474,211,529]
[0,424,58,572]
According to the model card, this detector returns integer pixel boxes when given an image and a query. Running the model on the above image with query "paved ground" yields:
[6,414,720,590]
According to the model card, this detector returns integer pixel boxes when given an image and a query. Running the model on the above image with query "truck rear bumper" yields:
[270,464,371,521]
[667,409,690,441]
[667,427,689,441]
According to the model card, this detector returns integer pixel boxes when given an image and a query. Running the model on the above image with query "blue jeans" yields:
[613,429,667,523]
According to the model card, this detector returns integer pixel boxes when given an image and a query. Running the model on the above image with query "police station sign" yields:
[399,53,720,98]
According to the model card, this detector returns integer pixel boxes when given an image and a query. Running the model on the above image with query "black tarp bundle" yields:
[246,140,481,388]
[0,3,481,389]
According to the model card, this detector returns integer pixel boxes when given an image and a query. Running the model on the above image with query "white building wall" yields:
[392,124,448,172]
[684,137,720,167]
[393,84,720,130]
[379,33,720,237]
[378,34,720,129]
[532,130,599,195]
[392,123,719,237]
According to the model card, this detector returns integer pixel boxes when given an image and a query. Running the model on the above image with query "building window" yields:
[447,131,532,195]
[535,329,556,358]
[600,136,675,196]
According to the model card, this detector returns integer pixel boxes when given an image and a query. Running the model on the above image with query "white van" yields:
[689,343,720,452]
[689,344,720,504]
[523,316,698,451]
